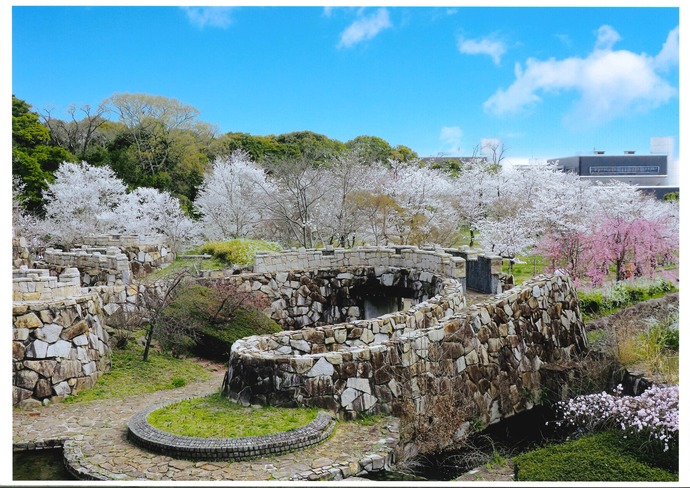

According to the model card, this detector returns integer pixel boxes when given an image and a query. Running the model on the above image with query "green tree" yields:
[104,93,215,210]
[12,95,76,212]
[346,135,395,164]
[210,132,285,163]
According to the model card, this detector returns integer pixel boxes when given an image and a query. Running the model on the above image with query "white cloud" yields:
[458,36,506,65]
[338,8,391,48]
[483,25,677,127]
[182,7,233,29]
[438,126,463,154]
[594,25,621,50]
[653,26,679,71]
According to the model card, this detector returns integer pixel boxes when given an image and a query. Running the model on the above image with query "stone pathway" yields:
[13,369,398,481]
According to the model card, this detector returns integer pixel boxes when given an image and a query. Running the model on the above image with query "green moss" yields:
[147,393,318,438]
[514,430,678,482]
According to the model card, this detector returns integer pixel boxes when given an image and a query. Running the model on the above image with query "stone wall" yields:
[253,246,466,281]
[225,278,465,408]
[81,235,174,278]
[13,290,111,407]
[43,247,131,286]
[39,235,173,286]
[450,250,503,294]
[92,265,461,331]
[13,267,83,302]
[237,267,457,330]
[13,236,31,268]
[224,274,587,458]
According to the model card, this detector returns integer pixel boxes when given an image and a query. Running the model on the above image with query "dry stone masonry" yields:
[225,273,588,460]
[12,267,111,406]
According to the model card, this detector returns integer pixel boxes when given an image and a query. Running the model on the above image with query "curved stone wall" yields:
[224,273,587,456]
[238,266,459,330]
[225,278,466,412]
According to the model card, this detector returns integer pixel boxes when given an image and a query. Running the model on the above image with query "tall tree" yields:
[195,150,272,241]
[346,135,395,164]
[12,95,76,212]
[42,161,127,247]
[40,102,110,160]
[104,93,215,208]
[259,152,330,248]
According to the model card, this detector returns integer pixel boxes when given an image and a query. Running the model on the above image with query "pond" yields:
[13,448,77,481]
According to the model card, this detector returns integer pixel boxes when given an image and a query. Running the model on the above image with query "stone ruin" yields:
[13,236,587,460]
[223,249,588,461]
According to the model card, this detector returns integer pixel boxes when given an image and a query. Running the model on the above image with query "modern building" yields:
[547,138,679,199]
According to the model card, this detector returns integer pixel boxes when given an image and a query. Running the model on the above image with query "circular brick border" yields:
[127,399,336,461]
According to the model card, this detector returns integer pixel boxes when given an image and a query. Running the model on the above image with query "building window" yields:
[589,166,660,175]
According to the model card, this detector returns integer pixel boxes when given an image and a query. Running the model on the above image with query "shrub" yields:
[197,239,281,267]
[160,280,282,361]
[195,307,283,361]
[578,277,677,319]
[553,384,679,457]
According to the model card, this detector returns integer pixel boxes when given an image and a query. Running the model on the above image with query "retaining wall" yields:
[43,247,131,286]
[224,274,587,457]
[12,289,111,407]
[13,267,82,302]
[253,246,466,280]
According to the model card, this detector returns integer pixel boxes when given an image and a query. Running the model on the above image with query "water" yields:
[13,448,77,481]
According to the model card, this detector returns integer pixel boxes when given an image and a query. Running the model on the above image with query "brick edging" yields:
[126,400,336,461]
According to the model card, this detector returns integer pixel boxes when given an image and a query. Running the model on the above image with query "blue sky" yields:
[9,3,682,163]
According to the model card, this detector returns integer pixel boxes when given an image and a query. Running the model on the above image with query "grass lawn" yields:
[514,430,677,482]
[147,393,318,438]
[64,341,212,403]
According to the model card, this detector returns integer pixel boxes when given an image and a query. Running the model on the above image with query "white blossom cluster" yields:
[555,384,679,452]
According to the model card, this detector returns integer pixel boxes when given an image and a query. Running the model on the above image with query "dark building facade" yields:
[547,153,678,199]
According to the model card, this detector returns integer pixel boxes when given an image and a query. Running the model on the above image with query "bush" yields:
[160,280,282,361]
[195,307,283,361]
[553,384,679,459]
[578,277,677,319]
[514,430,677,481]
[197,239,281,267]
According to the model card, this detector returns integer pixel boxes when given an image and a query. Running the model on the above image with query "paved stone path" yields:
[13,368,399,481]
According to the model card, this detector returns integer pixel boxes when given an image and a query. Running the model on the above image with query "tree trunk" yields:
[142,322,154,362]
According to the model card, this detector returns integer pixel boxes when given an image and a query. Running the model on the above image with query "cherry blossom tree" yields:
[42,161,198,251]
[537,179,678,284]
[451,158,499,247]
[258,153,329,248]
[12,176,48,259]
[310,151,375,247]
[382,161,458,246]
[42,161,127,247]
[194,149,271,241]
[114,187,199,252]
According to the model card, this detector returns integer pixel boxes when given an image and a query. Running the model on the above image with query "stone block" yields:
[35,323,63,343]
[47,340,72,359]
[25,340,49,359]
[15,312,42,329]
[306,357,334,377]
[15,369,39,390]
